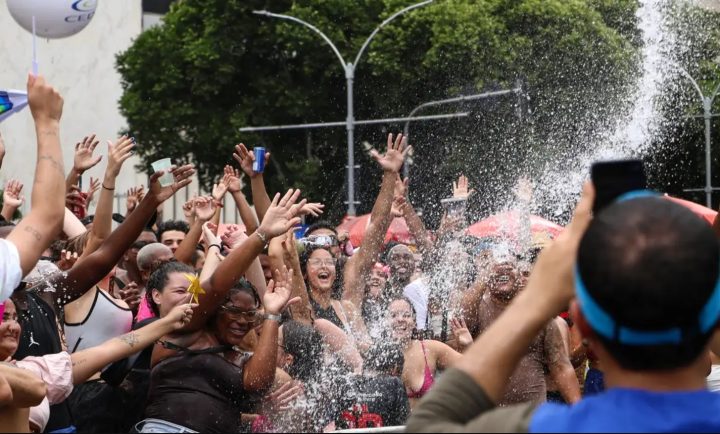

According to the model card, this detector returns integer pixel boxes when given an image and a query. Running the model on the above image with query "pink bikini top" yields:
[407,340,435,399]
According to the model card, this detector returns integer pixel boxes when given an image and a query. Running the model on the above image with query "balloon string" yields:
[32,16,38,76]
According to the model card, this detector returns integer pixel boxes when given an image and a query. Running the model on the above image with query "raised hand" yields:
[222,165,244,193]
[193,196,216,222]
[394,174,409,198]
[212,182,228,203]
[391,195,407,218]
[299,202,325,217]
[450,317,473,348]
[182,198,196,223]
[257,189,306,238]
[66,185,87,213]
[27,74,63,123]
[264,267,301,315]
[370,133,411,173]
[452,175,473,200]
[126,185,144,214]
[84,177,101,210]
[57,249,79,271]
[106,136,135,178]
[3,179,24,208]
[118,282,142,312]
[233,143,270,179]
[202,222,221,247]
[149,164,195,203]
[73,134,102,173]
[221,224,248,250]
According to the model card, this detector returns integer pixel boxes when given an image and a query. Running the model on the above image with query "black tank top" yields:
[310,298,345,329]
[144,344,251,433]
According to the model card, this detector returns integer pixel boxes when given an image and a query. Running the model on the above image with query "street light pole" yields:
[254,0,434,216]
[402,87,523,178]
[677,66,720,207]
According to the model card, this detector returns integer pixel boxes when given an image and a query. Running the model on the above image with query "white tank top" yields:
[64,287,133,353]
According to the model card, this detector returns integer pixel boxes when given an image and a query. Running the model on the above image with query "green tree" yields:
[117,0,640,224]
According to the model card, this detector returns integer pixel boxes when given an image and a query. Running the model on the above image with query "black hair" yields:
[578,197,720,371]
[365,341,405,376]
[304,221,337,237]
[224,278,261,308]
[156,220,190,240]
[282,320,324,382]
[146,261,196,316]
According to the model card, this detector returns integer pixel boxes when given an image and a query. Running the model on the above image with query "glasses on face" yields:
[308,258,336,268]
[220,306,264,323]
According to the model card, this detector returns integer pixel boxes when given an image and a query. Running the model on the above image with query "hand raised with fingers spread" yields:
[193,196,216,222]
[126,186,142,214]
[233,143,270,179]
[222,165,244,193]
[85,177,101,210]
[450,317,473,348]
[264,266,301,315]
[106,135,135,178]
[452,175,474,200]
[149,164,195,203]
[257,189,306,238]
[299,202,325,217]
[3,179,24,208]
[370,133,411,173]
[57,249,79,271]
[73,134,102,173]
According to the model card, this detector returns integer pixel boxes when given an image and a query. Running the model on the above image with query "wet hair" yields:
[282,320,324,382]
[156,220,190,240]
[578,197,720,371]
[146,261,195,316]
[224,278,261,308]
[365,341,405,376]
[304,221,337,237]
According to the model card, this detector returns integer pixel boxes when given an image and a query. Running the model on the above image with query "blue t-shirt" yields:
[531,388,720,433]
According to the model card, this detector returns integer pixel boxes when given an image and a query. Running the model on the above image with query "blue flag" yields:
[0,90,28,123]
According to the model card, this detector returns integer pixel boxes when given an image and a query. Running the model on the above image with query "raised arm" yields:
[65,134,102,195]
[181,189,305,333]
[80,136,135,259]
[57,165,195,305]
[243,268,300,393]
[343,133,410,308]
[175,196,216,265]
[6,75,66,277]
[223,165,259,234]
[1,180,24,222]
[268,232,313,323]
[234,143,272,223]
[70,302,194,384]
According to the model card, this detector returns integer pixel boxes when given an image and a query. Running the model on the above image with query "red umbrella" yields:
[664,195,716,225]
[336,215,358,236]
[466,212,563,242]
[347,214,413,247]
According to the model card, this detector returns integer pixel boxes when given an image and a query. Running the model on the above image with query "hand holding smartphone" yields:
[590,159,647,214]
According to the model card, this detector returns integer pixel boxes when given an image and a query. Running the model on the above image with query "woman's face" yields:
[152,272,196,317]
[366,268,388,300]
[388,299,415,341]
[306,249,336,293]
[215,291,262,347]
[0,300,21,360]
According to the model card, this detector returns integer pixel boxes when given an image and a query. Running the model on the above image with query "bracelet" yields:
[102,184,115,191]
[208,243,222,251]
[264,313,282,322]
[255,230,268,246]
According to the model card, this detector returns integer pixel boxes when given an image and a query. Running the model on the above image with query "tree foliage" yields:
[118,0,648,224]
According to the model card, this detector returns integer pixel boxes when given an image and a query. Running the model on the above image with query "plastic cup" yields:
[151,158,174,187]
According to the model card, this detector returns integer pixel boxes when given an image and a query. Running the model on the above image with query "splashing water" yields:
[532,0,677,219]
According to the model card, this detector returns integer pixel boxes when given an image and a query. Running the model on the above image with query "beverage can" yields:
[253,147,266,173]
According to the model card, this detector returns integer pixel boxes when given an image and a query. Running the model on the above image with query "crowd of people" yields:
[1,74,720,434]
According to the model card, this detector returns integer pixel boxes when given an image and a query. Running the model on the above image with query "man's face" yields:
[388,245,414,283]
[161,230,185,253]
[486,258,530,302]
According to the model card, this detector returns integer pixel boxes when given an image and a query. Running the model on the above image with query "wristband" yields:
[255,230,268,246]
[102,184,115,191]
[208,244,222,251]
[264,313,282,322]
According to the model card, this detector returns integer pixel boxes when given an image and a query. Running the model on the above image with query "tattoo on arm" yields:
[38,155,64,175]
[38,130,58,137]
[118,332,140,348]
[23,225,42,241]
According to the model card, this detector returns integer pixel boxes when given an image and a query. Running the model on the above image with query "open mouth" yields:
[496,275,510,283]
[317,271,332,283]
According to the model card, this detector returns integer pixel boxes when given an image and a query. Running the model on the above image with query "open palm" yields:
[370,133,411,173]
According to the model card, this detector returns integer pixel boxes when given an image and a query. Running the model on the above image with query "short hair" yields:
[305,221,337,237]
[146,261,195,316]
[578,197,720,371]
[156,220,190,240]
[137,243,173,272]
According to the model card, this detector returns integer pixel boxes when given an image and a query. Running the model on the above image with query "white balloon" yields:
[6,0,99,39]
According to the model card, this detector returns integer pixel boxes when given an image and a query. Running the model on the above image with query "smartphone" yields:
[590,159,647,214]
[440,197,467,217]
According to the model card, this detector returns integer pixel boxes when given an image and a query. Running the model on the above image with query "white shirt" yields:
[0,238,22,302]
[403,278,429,330]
